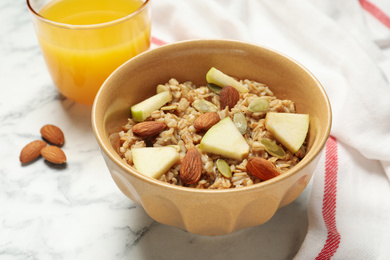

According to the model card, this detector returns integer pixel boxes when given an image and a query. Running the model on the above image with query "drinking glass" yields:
[27,0,152,105]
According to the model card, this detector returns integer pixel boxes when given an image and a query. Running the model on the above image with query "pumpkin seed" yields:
[248,98,269,112]
[192,99,218,112]
[233,112,247,134]
[216,159,232,178]
[260,138,286,159]
[207,83,222,94]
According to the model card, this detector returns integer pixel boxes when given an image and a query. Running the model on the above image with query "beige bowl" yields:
[92,39,332,236]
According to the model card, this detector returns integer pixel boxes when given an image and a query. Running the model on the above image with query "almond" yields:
[40,124,65,146]
[180,147,202,184]
[246,157,280,181]
[41,145,67,164]
[194,112,220,132]
[19,140,47,164]
[219,85,240,110]
[132,121,167,137]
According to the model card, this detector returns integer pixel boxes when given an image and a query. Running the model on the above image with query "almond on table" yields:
[19,140,47,164]
[41,146,67,164]
[40,124,65,146]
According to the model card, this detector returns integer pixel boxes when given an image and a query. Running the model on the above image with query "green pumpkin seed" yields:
[207,83,223,94]
[192,99,218,112]
[260,138,286,159]
[248,98,269,112]
[216,159,232,178]
[233,112,247,134]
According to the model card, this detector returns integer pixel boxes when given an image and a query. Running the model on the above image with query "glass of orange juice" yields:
[27,0,152,105]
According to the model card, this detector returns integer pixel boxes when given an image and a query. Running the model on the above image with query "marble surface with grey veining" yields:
[0,1,312,259]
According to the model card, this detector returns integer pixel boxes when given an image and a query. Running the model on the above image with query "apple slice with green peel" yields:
[131,146,180,179]
[200,117,250,160]
[265,112,310,154]
[206,67,248,93]
[131,91,172,122]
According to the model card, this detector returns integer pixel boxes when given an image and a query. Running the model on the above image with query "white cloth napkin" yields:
[151,0,390,258]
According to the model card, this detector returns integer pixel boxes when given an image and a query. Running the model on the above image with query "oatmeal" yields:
[118,73,307,189]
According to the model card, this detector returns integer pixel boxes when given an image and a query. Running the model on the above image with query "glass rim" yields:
[26,0,151,29]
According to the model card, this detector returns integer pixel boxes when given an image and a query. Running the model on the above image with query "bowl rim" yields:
[92,39,332,194]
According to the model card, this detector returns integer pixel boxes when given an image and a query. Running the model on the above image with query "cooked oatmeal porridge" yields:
[118,74,307,189]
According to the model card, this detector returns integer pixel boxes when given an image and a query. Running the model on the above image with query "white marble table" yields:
[0,1,312,259]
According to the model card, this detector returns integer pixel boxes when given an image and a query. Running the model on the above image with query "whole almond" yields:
[220,85,240,110]
[132,121,167,137]
[246,157,280,181]
[41,145,67,164]
[40,124,65,146]
[180,147,202,185]
[20,140,47,164]
[194,112,220,132]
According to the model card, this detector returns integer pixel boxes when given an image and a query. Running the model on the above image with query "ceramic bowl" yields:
[92,39,332,236]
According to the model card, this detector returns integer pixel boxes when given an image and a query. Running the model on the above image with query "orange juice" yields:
[34,0,151,105]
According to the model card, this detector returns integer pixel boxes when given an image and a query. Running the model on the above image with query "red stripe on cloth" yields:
[151,36,167,46]
[315,136,341,260]
[359,0,390,29]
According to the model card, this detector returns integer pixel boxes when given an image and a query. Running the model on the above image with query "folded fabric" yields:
[151,0,390,258]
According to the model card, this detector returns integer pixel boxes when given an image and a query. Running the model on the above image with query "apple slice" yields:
[206,67,248,93]
[131,91,172,122]
[131,146,180,179]
[200,117,250,160]
[265,112,309,154]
